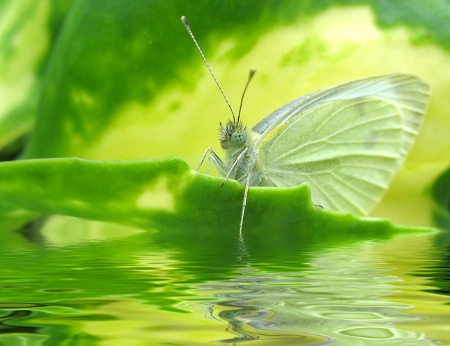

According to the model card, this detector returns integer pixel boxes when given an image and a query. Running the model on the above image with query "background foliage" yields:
[1,0,449,239]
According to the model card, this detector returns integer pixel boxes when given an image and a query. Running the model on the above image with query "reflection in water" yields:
[184,240,442,345]
[0,225,448,345]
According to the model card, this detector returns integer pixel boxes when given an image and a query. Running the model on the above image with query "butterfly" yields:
[182,17,430,235]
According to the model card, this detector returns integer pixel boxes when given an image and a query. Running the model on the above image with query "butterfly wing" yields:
[253,74,430,215]
[254,74,430,160]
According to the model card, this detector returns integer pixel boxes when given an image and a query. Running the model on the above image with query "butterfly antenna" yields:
[181,16,236,122]
[237,68,256,125]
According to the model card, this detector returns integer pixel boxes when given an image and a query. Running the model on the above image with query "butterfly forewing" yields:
[253,74,429,163]
[253,74,430,215]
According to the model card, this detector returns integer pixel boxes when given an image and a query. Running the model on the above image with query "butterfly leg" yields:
[196,147,213,170]
[239,173,251,240]
[196,147,225,172]
[221,147,249,187]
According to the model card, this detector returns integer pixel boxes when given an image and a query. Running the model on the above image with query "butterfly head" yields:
[219,120,247,150]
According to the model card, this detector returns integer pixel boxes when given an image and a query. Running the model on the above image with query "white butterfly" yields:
[182,17,430,235]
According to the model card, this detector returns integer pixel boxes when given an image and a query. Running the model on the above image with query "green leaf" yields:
[431,167,450,229]
[0,0,71,156]
[0,157,435,239]
[1,1,449,234]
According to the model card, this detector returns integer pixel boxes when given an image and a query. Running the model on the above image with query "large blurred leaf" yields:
[432,167,450,229]
[0,0,72,157]
[1,0,449,234]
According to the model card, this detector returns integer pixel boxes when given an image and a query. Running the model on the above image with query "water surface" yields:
[0,220,448,345]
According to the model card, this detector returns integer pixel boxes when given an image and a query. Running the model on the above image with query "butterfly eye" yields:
[230,129,247,148]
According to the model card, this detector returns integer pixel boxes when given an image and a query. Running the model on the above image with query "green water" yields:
[0,220,448,345]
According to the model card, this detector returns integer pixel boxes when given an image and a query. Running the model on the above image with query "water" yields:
[0,219,448,345]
